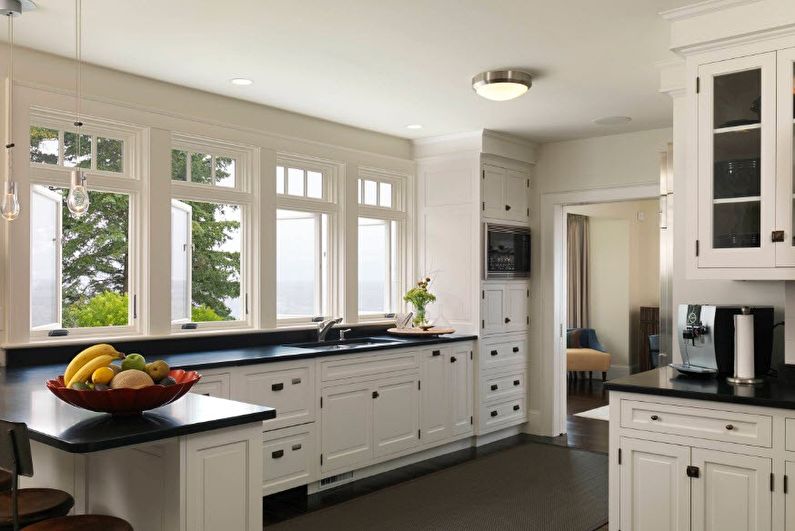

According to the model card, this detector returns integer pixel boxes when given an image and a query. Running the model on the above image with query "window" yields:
[27,114,139,338]
[357,170,407,319]
[171,137,252,330]
[275,158,337,324]
[171,200,243,323]
[30,126,125,174]
[276,210,329,319]
[171,149,237,188]
[358,218,398,315]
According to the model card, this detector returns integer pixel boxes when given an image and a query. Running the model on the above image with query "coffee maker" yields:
[675,304,774,377]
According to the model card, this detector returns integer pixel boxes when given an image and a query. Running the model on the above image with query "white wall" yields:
[569,199,660,375]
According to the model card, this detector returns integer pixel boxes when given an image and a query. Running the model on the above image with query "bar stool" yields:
[0,420,131,531]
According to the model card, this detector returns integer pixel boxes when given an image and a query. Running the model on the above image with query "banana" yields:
[67,354,117,388]
[64,344,122,384]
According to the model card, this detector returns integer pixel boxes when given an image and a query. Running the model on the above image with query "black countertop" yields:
[0,334,476,453]
[605,366,795,410]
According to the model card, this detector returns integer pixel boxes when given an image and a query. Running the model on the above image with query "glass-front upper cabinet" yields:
[775,48,795,266]
[697,52,776,268]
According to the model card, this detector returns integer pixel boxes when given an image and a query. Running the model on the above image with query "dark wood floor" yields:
[263,379,610,528]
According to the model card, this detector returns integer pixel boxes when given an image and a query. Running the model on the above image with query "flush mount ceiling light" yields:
[230,78,253,86]
[593,115,632,126]
[472,70,533,101]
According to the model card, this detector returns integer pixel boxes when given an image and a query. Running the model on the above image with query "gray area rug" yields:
[270,442,608,531]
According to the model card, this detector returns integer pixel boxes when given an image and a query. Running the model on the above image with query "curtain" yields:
[567,214,590,328]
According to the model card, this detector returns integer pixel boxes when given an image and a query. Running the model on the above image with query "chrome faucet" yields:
[317,317,343,341]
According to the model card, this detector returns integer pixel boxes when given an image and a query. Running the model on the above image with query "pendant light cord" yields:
[74,0,82,156]
[6,13,13,181]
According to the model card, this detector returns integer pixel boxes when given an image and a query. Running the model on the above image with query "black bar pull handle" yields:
[432,350,441,356]
[272,383,284,391]
[272,450,284,459]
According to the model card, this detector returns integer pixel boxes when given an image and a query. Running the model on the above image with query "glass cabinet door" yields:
[775,48,795,266]
[697,52,777,268]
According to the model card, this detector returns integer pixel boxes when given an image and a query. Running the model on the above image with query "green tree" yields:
[63,292,129,328]
[191,305,224,322]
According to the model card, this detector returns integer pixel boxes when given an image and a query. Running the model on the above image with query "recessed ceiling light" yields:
[406,124,423,130]
[230,78,253,86]
[593,115,632,126]
[472,70,533,101]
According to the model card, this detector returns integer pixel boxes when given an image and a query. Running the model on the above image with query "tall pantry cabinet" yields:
[415,130,537,437]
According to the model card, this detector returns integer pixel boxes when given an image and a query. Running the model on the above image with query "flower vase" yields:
[413,306,430,330]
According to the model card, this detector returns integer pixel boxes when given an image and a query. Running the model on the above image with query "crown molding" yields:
[660,0,761,21]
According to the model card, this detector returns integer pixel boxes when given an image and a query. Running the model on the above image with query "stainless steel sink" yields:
[290,337,402,351]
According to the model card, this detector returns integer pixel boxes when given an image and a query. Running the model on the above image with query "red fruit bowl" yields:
[47,369,202,416]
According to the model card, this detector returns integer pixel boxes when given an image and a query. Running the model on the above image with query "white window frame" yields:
[357,168,408,321]
[27,110,143,340]
[170,134,255,332]
[276,154,340,326]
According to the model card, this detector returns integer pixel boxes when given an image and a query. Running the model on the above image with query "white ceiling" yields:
[10,0,677,143]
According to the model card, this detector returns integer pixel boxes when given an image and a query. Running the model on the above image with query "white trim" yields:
[542,183,659,437]
[660,0,761,21]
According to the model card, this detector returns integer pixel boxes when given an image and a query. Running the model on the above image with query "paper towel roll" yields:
[734,312,755,379]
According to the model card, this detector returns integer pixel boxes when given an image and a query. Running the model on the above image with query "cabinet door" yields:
[697,53,777,269]
[372,376,420,459]
[448,346,473,436]
[420,348,450,444]
[775,48,795,266]
[786,461,795,531]
[238,362,314,431]
[691,448,772,531]
[504,284,529,332]
[619,438,690,531]
[482,165,506,219]
[482,285,505,333]
[504,169,529,222]
[320,382,373,472]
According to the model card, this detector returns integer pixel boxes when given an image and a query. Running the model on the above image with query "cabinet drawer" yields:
[262,424,317,496]
[239,362,315,431]
[480,339,526,372]
[620,400,772,448]
[321,351,418,383]
[189,370,231,399]
[480,369,525,403]
[479,397,526,432]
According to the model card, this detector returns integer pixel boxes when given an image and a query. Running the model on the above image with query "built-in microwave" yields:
[484,223,531,279]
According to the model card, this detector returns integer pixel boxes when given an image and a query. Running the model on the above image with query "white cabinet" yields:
[190,369,231,399]
[619,437,690,531]
[481,283,528,334]
[775,47,795,267]
[419,347,474,444]
[372,375,420,459]
[449,345,474,436]
[786,461,795,531]
[691,448,772,531]
[262,423,317,496]
[320,380,373,473]
[236,361,315,431]
[481,164,530,223]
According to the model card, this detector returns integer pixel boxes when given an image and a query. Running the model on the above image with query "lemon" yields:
[91,366,115,386]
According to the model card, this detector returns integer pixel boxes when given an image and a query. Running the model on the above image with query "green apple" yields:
[121,353,146,372]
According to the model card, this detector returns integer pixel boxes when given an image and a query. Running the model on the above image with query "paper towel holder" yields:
[727,307,765,385]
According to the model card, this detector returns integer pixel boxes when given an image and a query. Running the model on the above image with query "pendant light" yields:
[1,3,20,221]
[67,0,89,217]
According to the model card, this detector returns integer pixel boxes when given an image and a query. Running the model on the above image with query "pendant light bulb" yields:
[1,181,19,221]
[67,169,89,217]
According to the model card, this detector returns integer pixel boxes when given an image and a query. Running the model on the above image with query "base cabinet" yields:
[373,376,421,459]
[262,423,317,496]
[320,381,374,472]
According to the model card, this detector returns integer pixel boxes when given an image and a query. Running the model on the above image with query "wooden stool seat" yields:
[0,488,74,529]
[22,514,133,531]
[0,472,10,492]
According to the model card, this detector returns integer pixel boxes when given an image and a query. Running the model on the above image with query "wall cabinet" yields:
[482,164,530,223]
[481,283,529,334]
[692,48,795,276]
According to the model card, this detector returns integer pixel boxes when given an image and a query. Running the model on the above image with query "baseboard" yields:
[474,424,525,446]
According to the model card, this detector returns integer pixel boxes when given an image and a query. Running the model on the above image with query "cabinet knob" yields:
[271,449,284,459]
[725,424,734,431]
[513,380,520,386]
[505,204,511,211]
[490,410,498,417]
[650,415,659,421]
[513,405,520,411]
[512,346,519,353]
[504,317,511,324]
[432,350,441,356]
[491,384,498,391]
[491,350,498,356]
[372,391,380,399]
[451,356,457,363]
[271,383,284,391]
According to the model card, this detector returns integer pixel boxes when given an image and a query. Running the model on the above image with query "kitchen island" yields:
[0,364,275,531]
[605,366,795,531]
